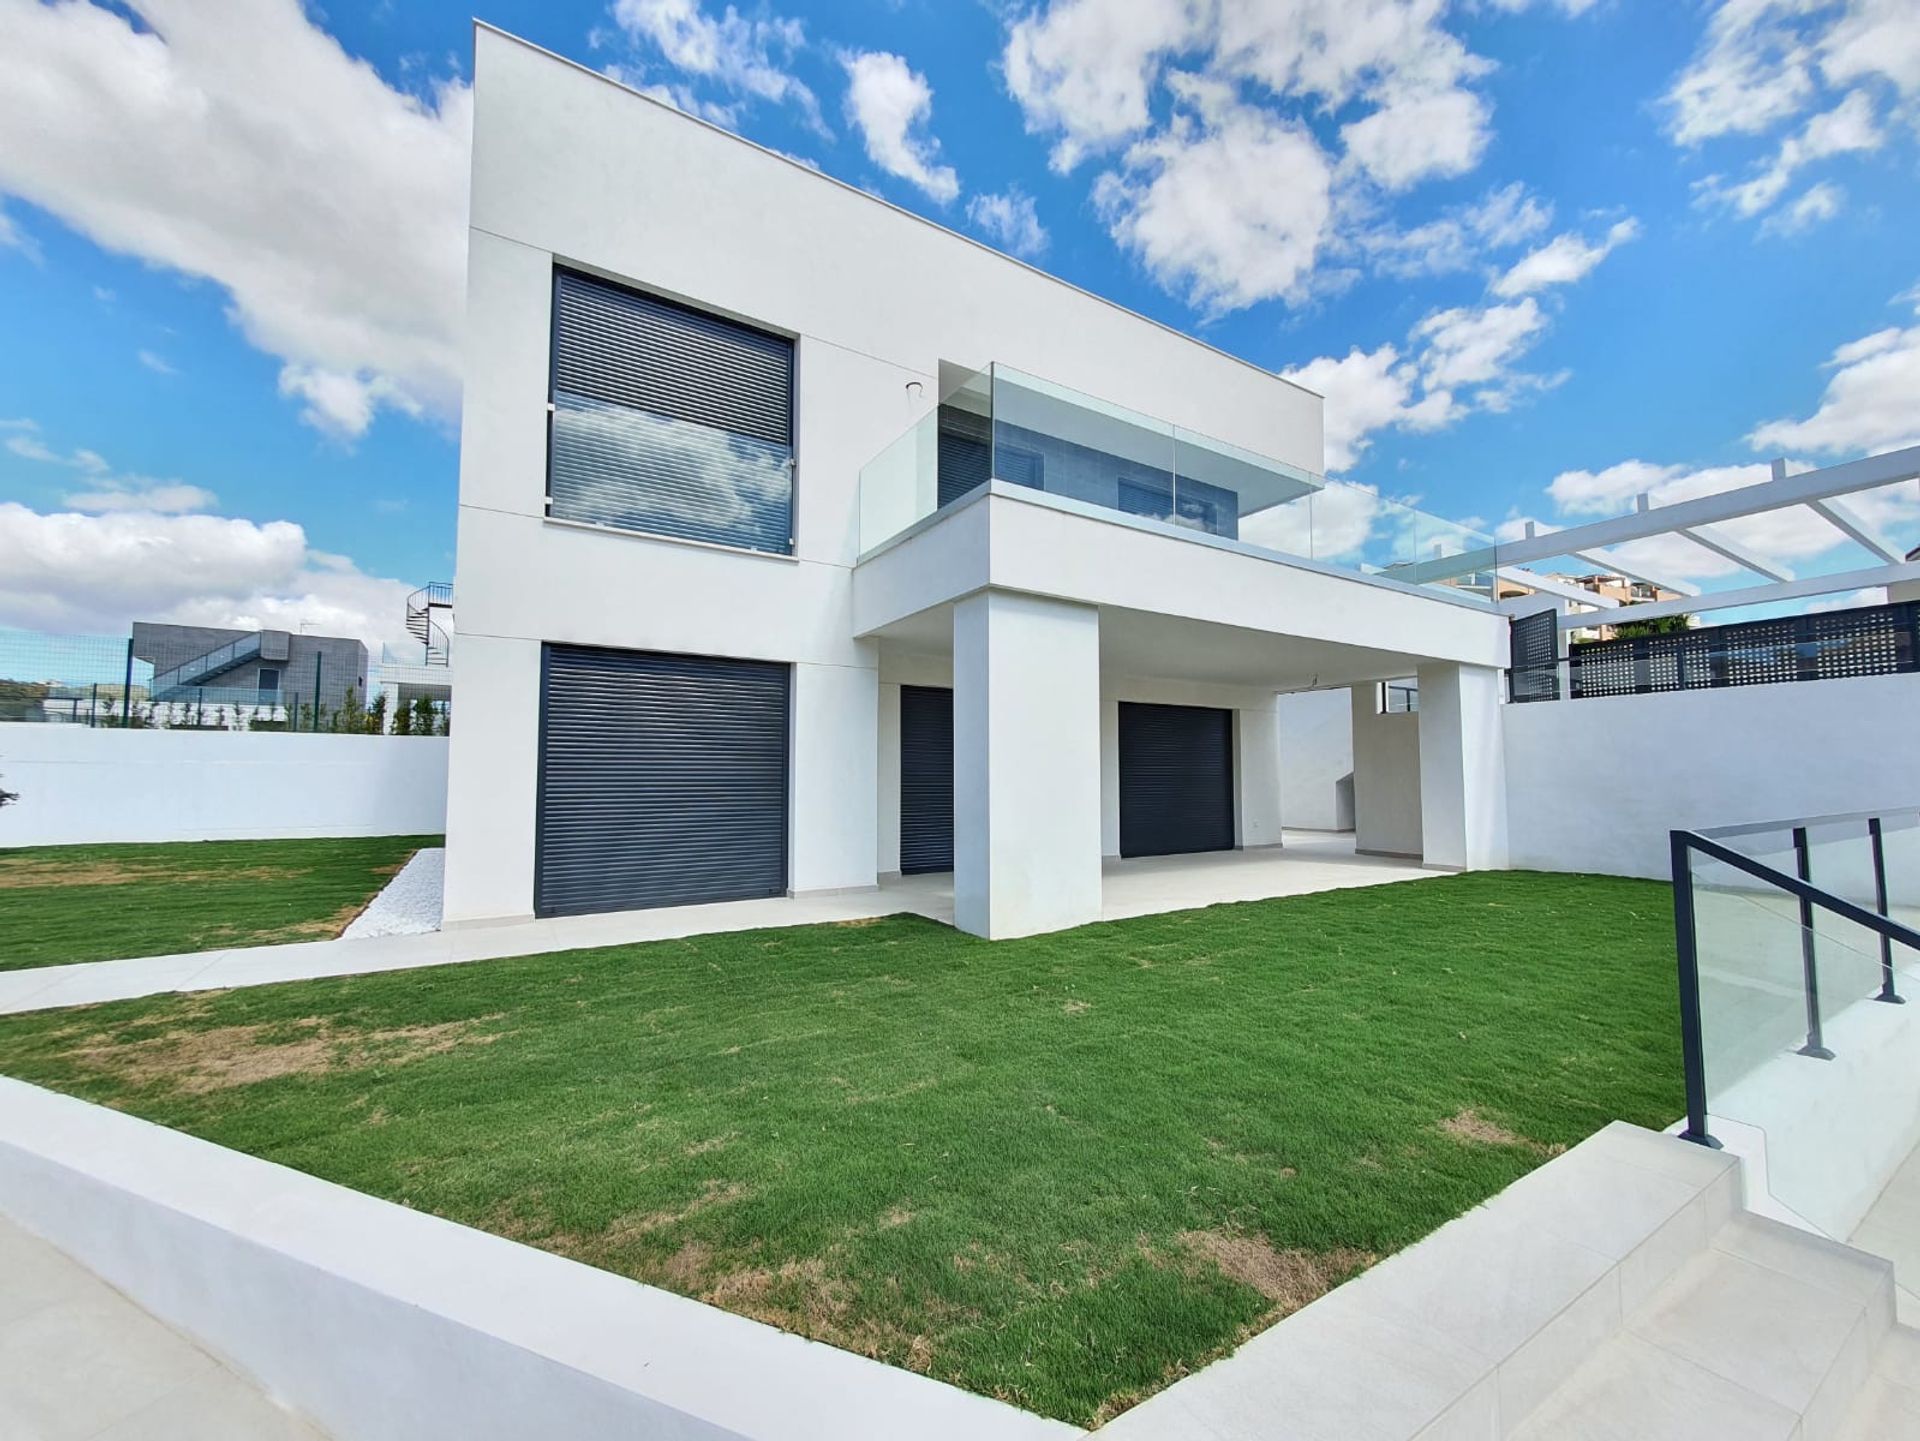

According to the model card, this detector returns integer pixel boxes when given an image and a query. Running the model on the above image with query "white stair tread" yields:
[1509,1333,1800,1441]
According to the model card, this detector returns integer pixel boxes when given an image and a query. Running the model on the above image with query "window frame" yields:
[544,265,799,556]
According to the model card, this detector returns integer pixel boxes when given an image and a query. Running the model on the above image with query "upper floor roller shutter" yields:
[549,269,795,554]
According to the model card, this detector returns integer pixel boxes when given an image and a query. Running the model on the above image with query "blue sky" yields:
[0,0,1916,646]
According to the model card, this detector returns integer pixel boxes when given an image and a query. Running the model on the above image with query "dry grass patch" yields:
[1439,1107,1565,1158]
[1176,1229,1373,1312]
[0,860,305,890]
[57,1015,500,1095]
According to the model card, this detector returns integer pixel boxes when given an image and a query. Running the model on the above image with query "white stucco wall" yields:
[0,725,447,847]
[1276,690,1354,832]
[1350,688,1422,858]
[1503,673,1920,879]
[447,27,1331,925]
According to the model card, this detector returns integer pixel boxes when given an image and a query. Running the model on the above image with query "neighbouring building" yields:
[1498,572,1693,641]
[441,26,1513,940]
[131,622,368,720]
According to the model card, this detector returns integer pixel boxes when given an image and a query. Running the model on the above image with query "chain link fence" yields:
[0,627,450,735]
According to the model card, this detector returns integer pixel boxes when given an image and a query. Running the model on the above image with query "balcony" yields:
[856,363,1499,603]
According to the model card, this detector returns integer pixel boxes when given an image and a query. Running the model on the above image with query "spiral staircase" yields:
[405,582,452,667]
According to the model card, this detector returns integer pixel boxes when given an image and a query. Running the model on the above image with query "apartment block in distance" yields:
[442,25,1513,940]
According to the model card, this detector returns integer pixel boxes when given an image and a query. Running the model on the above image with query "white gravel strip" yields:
[342,847,444,939]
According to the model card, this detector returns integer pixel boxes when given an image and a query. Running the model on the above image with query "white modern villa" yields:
[441,25,1920,944]
[441,25,1526,940]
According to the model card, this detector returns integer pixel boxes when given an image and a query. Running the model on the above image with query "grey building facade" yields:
[131,622,369,717]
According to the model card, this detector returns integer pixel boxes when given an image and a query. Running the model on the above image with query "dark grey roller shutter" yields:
[899,685,953,874]
[549,269,794,554]
[1118,702,1234,858]
[536,645,789,917]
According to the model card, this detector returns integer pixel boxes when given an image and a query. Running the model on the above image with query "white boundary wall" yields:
[0,725,448,847]
[0,1078,1076,1441]
[1503,673,1920,879]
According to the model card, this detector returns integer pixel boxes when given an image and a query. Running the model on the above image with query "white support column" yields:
[1234,700,1285,848]
[789,657,879,895]
[1416,662,1509,871]
[953,591,1103,939]
[442,633,542,925]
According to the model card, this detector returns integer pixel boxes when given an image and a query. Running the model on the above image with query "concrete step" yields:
[1835,1325,1920,1439]
[1511,1212,1896,1441]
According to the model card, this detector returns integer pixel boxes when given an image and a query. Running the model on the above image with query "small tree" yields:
[411,694,436,736]
[1610,613,1693,639]
[367,690,389,736]
[392,700,413,737]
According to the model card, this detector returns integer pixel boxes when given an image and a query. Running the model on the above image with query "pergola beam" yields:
[1676,526,1793,582]
[1807,497,1901,563]
[1552,559,1920,631]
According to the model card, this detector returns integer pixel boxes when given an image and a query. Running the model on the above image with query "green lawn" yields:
[0,872,1682,1424]
[0,835,440,970]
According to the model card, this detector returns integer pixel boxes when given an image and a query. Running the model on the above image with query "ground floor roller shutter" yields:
[536,645,789,917]
[899,684,953,874]
[1117,702,1234,858]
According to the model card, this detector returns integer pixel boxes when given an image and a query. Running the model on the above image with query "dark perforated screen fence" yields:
[1556,599,1920,699]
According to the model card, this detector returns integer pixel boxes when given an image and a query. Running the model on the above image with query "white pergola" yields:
[1425,444,1920,631]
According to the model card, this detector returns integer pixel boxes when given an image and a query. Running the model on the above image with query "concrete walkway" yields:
[0,1218,323,1440]
[0,832,1433,1016]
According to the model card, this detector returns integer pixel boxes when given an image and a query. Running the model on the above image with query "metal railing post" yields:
[1670,831,1721,1148]
[312,653,323,732]
[1793,826,1836,1059]
[1870,816,1905,1004]
[121,638,133,728]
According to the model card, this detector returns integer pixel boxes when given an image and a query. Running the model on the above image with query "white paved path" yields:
[0,832,1433,1016]
[0,1218,324,1440]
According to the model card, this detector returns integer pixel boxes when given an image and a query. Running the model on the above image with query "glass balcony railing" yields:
[1673,808,1920,1237]
[856,362,1501,603]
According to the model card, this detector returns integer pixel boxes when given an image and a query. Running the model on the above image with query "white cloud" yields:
[1665,1,1821,146]
[278,365,422,441]
[0,501,417,650]
[1667,3,1917,228]
[5,424,108,474]
[7,419,216,518]
[966,188,1049,258]
[1340,83,1490,191]
[1002,0,1206,174]
[0,198,38,260]
[1697,87,1882,218]
[1093,80,1333,313]
[1358,182,1552,278]
[136,349,177,376]
[609,0,822,131]
[1764,180,1846,234]
[1748,291,1920,456]
[1280,296,1559,473]
[1281,343,1450,473]
[0,0,470,439]
[840,51,959,203]
[1492,217,1639,296]
[1413,298,1550,393]
[63,482,218,515]
[1001,0,1592,310]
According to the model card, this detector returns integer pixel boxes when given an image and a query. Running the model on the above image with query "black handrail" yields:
[1671,814,1920,1149]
